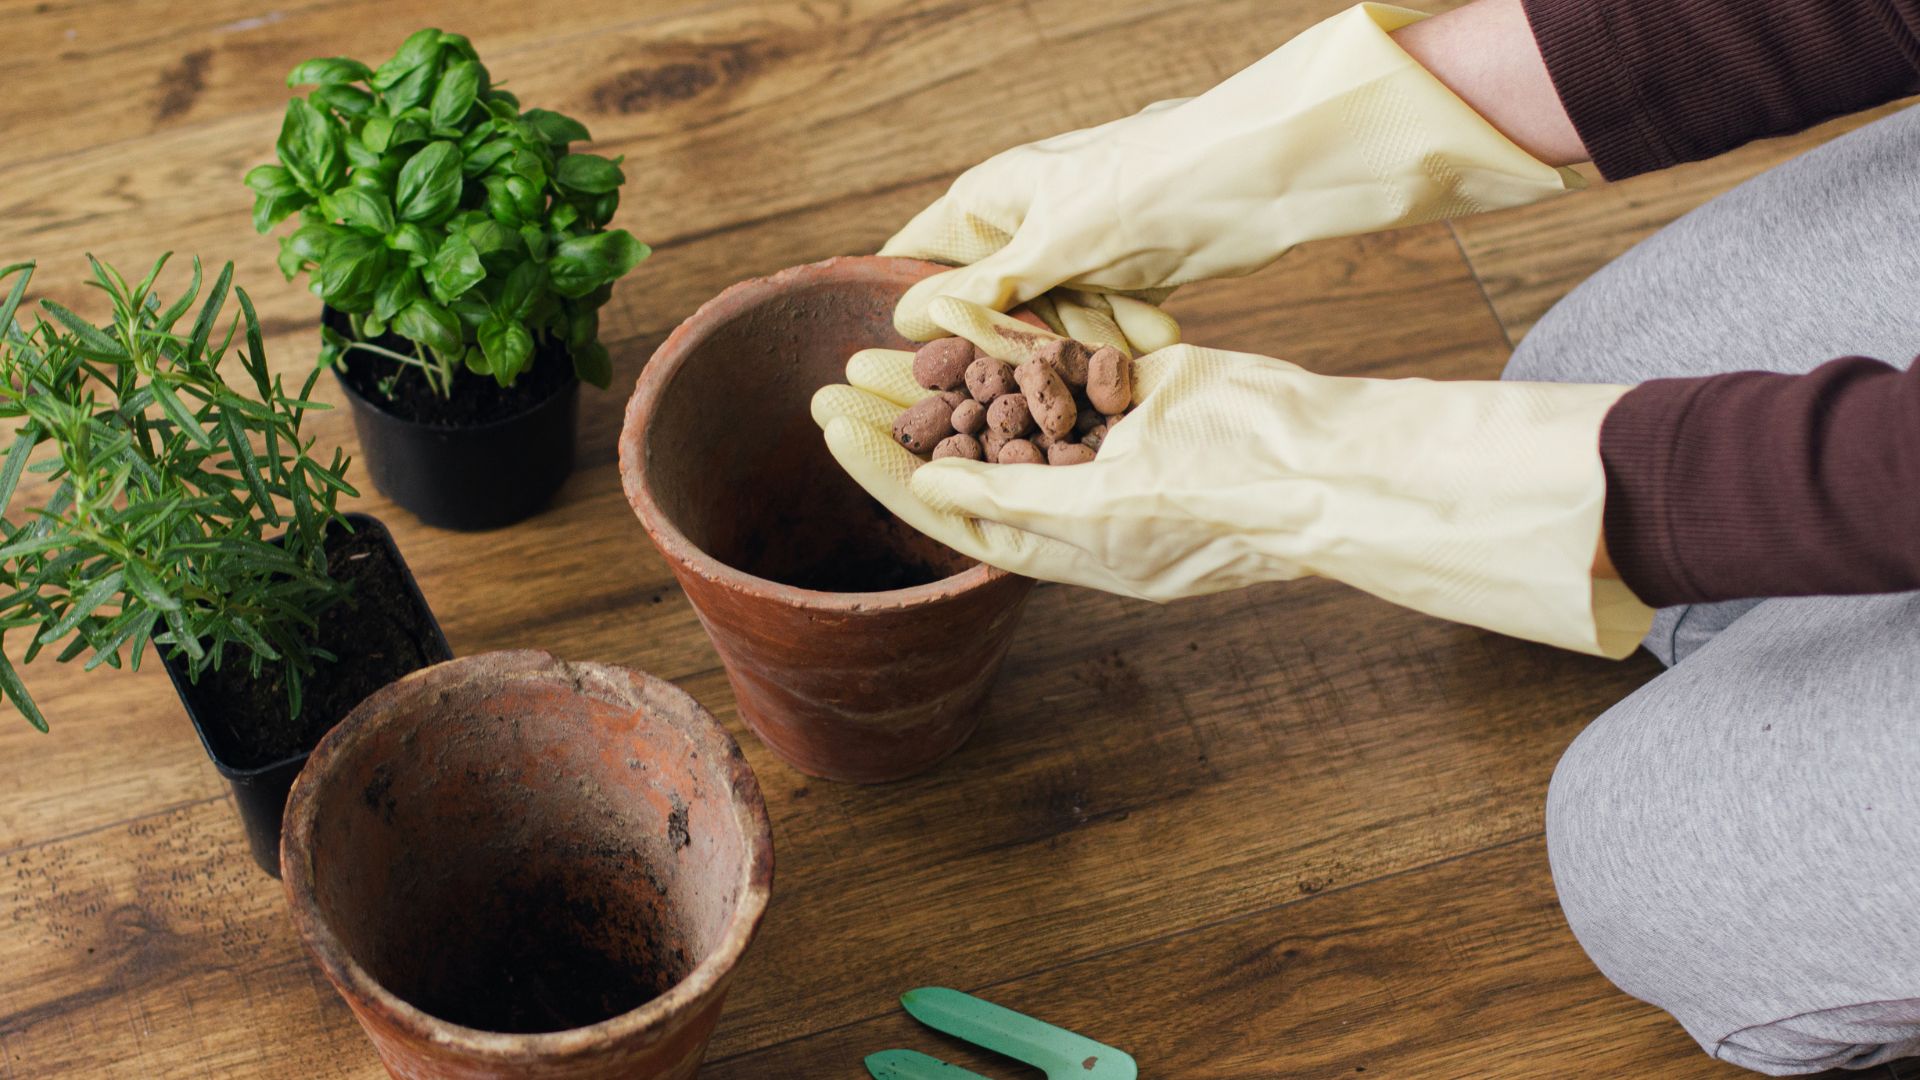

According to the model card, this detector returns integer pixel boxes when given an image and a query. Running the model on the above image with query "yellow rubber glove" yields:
[812,298,1653,658]
[883,3,1581,341]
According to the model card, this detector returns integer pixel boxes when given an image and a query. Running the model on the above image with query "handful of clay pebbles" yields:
[891,337,1133,465]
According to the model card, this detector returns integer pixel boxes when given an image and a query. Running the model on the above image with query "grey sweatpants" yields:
[1503,105,1920,1075]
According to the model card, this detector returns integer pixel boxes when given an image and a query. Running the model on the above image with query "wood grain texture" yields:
[0,0,1890,1076]
[705,837,1893,1079]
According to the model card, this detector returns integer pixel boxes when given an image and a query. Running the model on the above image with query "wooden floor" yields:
[0,1,1906,1076]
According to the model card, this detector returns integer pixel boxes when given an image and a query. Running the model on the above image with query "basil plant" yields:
[245,29,650,395]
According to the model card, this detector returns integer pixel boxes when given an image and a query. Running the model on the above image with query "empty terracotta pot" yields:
[280,650,773,1080]
[619,256,1036,784]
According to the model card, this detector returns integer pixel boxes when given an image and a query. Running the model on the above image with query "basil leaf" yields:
[547,231,649,298]
[567,307,597,351]
[519,224,550,263]
[425,233,485,304]
[393,299,462,356]
[370,28,442,89]
[251,190,310,234]
[555,153,624,195]
[464,220,524,274]
[313,84,375,118]
[243,164,300,197]
[463,142,516,181]
[276,97,343,189]
[572,341,612,389]
[394,141,463,224]
[385,223,438,267]
[329,188,395,235]
[482,175,524,225]
[463,345,491,375]
[497,260,543,320]
[287,57,373,86]
[359,115,394,153]
[477,315,533,383]
[373,268,423,323]
[316,234,385,311]
[430,60,482,130]
[382,59,441,112]
[522,108,590,146]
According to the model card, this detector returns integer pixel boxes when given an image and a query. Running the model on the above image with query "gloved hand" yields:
[883,3,1580,341]
[812,298,1654,658]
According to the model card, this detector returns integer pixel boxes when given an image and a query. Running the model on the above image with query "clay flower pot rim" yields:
[620,255,1013,614]
[279,651,774,1059]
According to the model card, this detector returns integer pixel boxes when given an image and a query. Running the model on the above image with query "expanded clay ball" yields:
[892,395,955,454]
[913,338,974,391]
[951,398,987,436]
[1014,358,1076,439]
[982,429,1012,463]
[872,335,1133,469]
[1086,346,1132,414]
[932,434,984,461]
[1048,442,1096,466]
[987,393,1034,437]
[1033,338,1091,387]
[965,356,1019,403]
[998,439,1044,465]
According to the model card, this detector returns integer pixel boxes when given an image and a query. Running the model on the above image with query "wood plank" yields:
[1451,103,1910,343]
[0,797,378,1078]
[704,837,1892,1080]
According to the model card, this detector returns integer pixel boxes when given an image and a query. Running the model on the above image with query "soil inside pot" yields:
[174,525,442,770]
[325,307,574,428]
[394,871,688,1034]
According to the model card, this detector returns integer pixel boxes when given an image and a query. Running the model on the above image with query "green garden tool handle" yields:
[866,1048,992,1079]
[900,987,1138,1080]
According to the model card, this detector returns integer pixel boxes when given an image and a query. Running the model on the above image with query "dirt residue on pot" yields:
[390,860,689,1034]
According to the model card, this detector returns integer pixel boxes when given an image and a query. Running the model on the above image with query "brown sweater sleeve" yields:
[1601,358,1920,607]
[1522,0,1920,179]
[1516,2,1920,609]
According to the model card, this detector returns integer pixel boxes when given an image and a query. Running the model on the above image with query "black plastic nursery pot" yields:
[322,308,579,532]
[159,513,450,877]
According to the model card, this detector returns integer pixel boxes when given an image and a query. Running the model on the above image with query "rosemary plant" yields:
[0,255,355,731]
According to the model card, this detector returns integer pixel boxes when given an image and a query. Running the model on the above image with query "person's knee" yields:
[1546,709,1920,1075]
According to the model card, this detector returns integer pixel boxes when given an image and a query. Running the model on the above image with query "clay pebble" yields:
[986,393,1034,437]
[1047,442,1096,466]
[932,433,984,461]
[1085,346,1132,414]
[1033,338,1091,388]
[965,357,1019,403]
[997,439,1044,465]
[1013,358,1076,439]
[982,429,1012,464]
[891,395,956,454]
[913,337,974,391]
[951,398,987,436]
[875,334,1134,468]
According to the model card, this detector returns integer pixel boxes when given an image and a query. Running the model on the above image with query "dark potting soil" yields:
[730,489,970,593]
[398,875,687,1034]
[324,307,574,428]
[175,525,444,770]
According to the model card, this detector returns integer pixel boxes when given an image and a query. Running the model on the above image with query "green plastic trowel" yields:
[864,987,1138,1080]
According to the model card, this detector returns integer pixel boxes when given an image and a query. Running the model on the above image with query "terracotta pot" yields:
[619,256,1036,784]
[281,650,773,1080]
